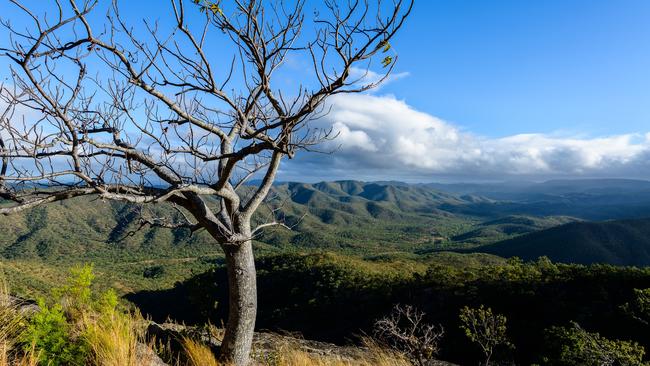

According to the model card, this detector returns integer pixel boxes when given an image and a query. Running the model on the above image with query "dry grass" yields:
[83,311,144,366]
[1,279,21,366]
[180,333,413,366]
[0,278,39,366]
[9,343,39,366]
[252,336,413,366]
[182,337,220,366]
[270,344,412,366]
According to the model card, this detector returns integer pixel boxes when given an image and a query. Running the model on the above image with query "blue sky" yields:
[2,0,650,182]
[380,0,650,137]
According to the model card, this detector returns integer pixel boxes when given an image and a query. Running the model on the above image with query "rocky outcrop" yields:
[145,322,458,365]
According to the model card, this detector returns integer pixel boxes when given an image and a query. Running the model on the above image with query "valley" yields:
[3,179,650,298]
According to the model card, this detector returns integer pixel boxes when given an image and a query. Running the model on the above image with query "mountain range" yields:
[3,178,650,268]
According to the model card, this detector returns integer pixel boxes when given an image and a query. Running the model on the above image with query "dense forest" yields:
[128,252,650,365]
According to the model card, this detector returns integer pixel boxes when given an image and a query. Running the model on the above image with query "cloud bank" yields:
[281,94,650,181]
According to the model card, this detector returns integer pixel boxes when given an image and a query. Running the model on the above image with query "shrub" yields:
[373,304,444,366]
[143,266,165,279]
[19,264,152,366]
[543,322,646,366]
[622,288,650,325]
[22,300,89,366]
[459,305,511,366]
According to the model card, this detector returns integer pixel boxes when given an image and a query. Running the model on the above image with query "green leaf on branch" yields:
[381,56,393,68]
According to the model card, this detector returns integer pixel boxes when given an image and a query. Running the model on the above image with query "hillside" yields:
[449,215,577,245]
[474,217,650,265]
[0,180,590,259]
[4,179,650,296]
[0,181,475,258]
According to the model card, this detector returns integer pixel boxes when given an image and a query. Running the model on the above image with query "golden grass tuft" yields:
[84,312,141,366]
[182,337,220,366]
[0,277,40,366]
[9,343,39,366]
[263,348,412,366]
[180,334,413,366]
[252,336,413,366]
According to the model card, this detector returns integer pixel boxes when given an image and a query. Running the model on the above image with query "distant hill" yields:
[474,218,650,266]
[451,215,577,245]
[0,181,478,261]
[430,179,650,220]
[3,178,650,262]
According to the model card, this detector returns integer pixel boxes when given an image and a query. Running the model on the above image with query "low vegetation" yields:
[3,253,650,364]
[6,182,650,364]
[543,322,646,366]
[1,265,153,366]
[0,267,421,366]
[373,304,444,366]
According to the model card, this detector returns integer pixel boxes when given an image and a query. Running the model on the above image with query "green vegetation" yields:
[543,322,646,365]
[127,252,650,364]
[1,266,417,366]
[5,180,650,302]
[459,305,511,366]
[10,255,650,365]
[0,181,547,299]
[1,265,151,366]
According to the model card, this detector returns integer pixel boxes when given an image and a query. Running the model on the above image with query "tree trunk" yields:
[220,231,257,365]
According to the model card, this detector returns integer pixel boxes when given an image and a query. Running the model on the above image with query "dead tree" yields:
[374,304,444,366]
[0,0,412,364]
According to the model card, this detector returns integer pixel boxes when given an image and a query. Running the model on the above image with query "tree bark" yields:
[220,227,257,365]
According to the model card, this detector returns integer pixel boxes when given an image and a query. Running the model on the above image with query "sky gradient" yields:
[380,0,650,137]
[282,0,650,181]
[2,0,650,182]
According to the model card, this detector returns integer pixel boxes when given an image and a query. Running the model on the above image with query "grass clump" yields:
[0,279,39,366]
[258,340,413,366]
[182,337,220,366]
[1,265,155,366]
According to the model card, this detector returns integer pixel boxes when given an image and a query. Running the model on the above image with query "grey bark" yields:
[220,233,257,365]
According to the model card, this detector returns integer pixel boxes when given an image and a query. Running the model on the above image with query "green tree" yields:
[459,305,511,366]
[622,288,650,325]
[543,322,646,366]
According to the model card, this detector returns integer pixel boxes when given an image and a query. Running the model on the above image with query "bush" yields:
[22,299,88,366]
[143,266,165,279]
[19,264,150,366]
[459,305,511,366]
[543,322,646,366]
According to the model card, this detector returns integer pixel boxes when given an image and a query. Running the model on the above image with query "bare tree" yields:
[0,0,412,364]
[374,304,444,366]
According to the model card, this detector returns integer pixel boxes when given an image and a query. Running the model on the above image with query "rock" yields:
[136,343,169,366]
[143,321,460,365]
[1,294,39,314]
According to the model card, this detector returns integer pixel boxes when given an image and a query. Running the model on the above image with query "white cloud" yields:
[284,94,650,181]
